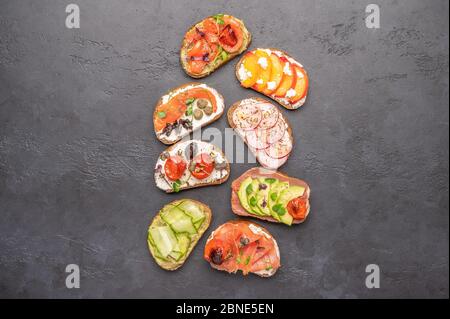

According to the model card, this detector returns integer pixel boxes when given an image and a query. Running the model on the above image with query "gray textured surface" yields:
[0,0,448,298]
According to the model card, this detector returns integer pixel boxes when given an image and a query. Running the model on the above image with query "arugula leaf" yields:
[157,111,166,119]
[213,13,225,25]
[185,98,195,105]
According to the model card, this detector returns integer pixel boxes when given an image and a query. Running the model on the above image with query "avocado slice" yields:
[237,177,253,213]
[247,179,264,216]
[274,185,305,225]
[256,178,271,216]
[268,181,289,221]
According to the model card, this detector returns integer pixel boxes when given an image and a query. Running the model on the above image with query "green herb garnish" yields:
[213,13,225,25]
[265,266,273,271]
[249,196,257,207]
[185,105,193,116]
[220,50,228,61]
[185,98,195,105]
[172,179,182,193]
[272,203,287,215]
[244,256,251,265]
[246,184,253,195]
[265,178,277,184]
[157,111,166,119]
[270,192,277,201]
[236,255,241,264]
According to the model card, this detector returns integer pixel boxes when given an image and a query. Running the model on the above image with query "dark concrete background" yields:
[0,0,448,298]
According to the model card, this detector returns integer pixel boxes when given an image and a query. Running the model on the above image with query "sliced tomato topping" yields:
[287,195,308,220]
[164,155,187,181]
[218,17,243,53]
[191,153,215,179]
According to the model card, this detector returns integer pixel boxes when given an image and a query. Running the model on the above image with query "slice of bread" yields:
[180,15,251,78]
[148,199,212,271]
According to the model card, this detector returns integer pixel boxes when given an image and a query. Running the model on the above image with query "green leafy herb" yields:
[277,207,287,216]
[265,266,273,271]
[270,192,277,201]
[246,183,253,195]
[172,179,182,193]
[157,111,166,119]
[244,256,251,265]
[185,98,195,105]
[185,105,193,116]
[220,50,228,61]
[249,196,257,207]
[265,178,277,184]
[236,255,241,264]
[213,13,225,25]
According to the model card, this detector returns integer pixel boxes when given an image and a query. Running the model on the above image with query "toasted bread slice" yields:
[153,82,225,145]
[230,167,311,225]
[148,199,212,271]
[236,48,309,110]
[227,97,294,169]
[154,140,230,193]
[181,14,251,78]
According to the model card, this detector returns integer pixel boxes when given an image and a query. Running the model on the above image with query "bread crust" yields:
[230,167,311,224]
[153,82,225,145]
[155,140,230,193]
[147,199,212,271]
[227,97,294,168]
[235,48,309,110]
[180,15,251,78]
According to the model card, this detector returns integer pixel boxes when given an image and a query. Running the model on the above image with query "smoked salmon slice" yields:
[204,220,280,277]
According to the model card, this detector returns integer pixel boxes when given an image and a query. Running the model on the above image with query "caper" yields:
[197,98,208,109]
[204,105,213,116]
[193,108,203,120]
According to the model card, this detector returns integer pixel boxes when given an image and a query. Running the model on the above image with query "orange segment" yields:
[262,53,284,95]
[252,50,272,92]
[274,57,297,98]
[289,65,309,104]
[238,52,260,88]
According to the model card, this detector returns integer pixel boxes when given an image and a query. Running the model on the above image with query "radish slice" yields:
[257,149,288,169]
[265,120,286,144]
[265,134,293,159]
[246,129,270,150]
[232,103,262,130]
[257,103,279,129]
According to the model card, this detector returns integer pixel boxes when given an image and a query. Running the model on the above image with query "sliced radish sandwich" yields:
[227,97,293,169]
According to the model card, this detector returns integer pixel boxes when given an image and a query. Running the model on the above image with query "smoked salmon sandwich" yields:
[204,220,280,277]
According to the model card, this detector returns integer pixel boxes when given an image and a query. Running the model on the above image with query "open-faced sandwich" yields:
[154,83,225,145]
[231,167,310,226]
[181,14,251,78]
[227,97,293,169]
[204,220,280,277]
[154,140,230,193]
[235,48,309,110]
[148,199,211,270]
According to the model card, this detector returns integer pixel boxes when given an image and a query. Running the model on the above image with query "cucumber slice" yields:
[161,206,197,235]
[193,216,205,230]
[176,233,191,255]
[177,200,205,224]
[168,250,183,261]
[148,225,177,258]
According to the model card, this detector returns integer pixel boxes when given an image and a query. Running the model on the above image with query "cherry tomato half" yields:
[286,195,308,220]
[164,155,186,181]
[191,153,214,180]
